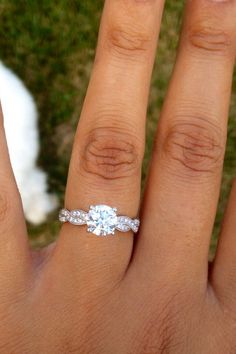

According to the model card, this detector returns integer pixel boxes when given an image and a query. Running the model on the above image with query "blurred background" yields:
[0,0,235,254]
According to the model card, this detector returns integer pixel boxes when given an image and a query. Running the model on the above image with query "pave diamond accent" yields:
[59,205,140,236]
[59,209,88,226]
[116,216,140,233]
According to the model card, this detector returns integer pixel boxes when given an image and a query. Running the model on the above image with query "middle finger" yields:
[133,0,236,284]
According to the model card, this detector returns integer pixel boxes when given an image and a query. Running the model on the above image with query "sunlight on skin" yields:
[0,0,236,352]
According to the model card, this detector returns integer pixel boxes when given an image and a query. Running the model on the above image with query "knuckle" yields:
[187,24,233,56]
[79,127,142,181]
[133,289,188,354]
[156,290,191,354]
[106,23,152,60]
[161,118,224,178]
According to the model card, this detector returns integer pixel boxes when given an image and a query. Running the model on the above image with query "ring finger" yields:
[54,0,165,286]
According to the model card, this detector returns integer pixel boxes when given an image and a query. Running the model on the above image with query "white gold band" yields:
[59,204,140,236]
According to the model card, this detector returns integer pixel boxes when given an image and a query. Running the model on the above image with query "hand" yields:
[1,1,236,353]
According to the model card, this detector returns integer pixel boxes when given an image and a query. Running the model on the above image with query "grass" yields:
[0,0,235,254]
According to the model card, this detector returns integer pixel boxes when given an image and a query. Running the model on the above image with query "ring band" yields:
[59,204,140,236]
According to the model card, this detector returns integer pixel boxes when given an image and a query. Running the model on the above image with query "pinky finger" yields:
[0,104,30,283]
[211,179,236,307]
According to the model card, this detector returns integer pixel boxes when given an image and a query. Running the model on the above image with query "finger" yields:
[54,0,165,285]
[0,103,30,281]
[132,0,236,283]
[211,179,236,307]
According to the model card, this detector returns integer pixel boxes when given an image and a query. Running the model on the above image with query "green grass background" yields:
[0,0,235,254]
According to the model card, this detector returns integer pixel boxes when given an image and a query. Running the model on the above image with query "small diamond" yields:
[71,210,81,217]
[87,205,118,236]
[59,209,70,222]
[70,217,78,224]
[116,224,130,232]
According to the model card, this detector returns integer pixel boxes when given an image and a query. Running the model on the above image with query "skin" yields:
[0,0,236,353]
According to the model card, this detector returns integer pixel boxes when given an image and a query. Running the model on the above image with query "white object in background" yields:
[0,61,58,225]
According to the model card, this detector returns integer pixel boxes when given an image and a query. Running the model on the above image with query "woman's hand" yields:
[1,1,236,353]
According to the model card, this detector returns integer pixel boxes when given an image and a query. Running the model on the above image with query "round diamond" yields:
[87,205,118,236]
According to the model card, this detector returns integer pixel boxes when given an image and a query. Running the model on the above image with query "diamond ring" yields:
[59,204,140,236]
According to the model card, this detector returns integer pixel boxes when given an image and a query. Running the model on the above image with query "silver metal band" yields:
[59,204,140,236]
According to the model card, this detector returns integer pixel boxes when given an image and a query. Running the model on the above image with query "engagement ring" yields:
[59,204,140,236]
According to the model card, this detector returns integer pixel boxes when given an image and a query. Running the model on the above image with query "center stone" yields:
[87,205,118,236]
